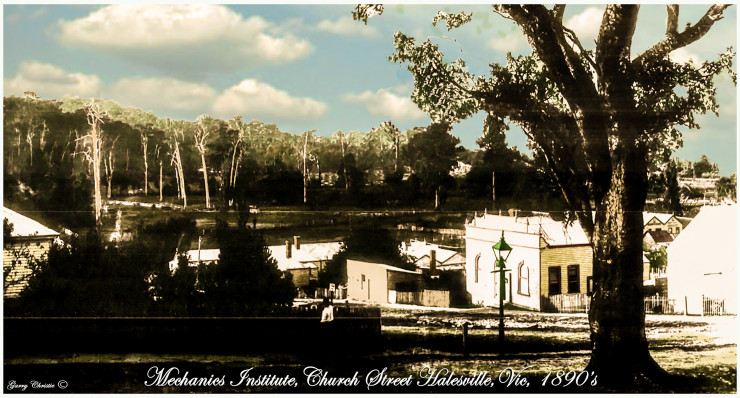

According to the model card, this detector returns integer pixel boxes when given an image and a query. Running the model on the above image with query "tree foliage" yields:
[354,3,735,384]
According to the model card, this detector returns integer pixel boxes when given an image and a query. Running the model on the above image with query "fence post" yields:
[684,296,688,316]
[462,323,469,357]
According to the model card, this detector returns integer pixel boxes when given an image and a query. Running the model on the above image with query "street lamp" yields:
[491,231,512,346]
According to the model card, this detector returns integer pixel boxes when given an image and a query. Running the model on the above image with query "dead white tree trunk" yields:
[194,122,211,209]
[170,135,187,208]
[141,132,149,196]
[81,103,108,224]
[104,150,114,199]
[159,160,163,202]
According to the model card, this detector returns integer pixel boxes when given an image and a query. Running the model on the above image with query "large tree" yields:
[355,4,735,384]
[406,122,460,209]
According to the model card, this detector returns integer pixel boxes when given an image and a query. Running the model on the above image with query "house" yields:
[3,207,60,298]
[267,237,342,287]
[465,211,592,311]
[666,204,736,315]
[643,229,674,249]
[643,212,684,236]
[168,236,341,288]
[346,259,421,304]
[168,248,221,272]
[401,240,465,271]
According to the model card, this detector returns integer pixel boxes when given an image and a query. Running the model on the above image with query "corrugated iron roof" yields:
[469,213,590,246]
[3,207,59,238]
[645,229,674,243]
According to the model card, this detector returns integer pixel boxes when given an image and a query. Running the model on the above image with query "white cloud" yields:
[107,77,217,113]
[212,79,328,121]
[4,61,101,99]
[489,31,529,54]
[58,5,312,70]
[344,88,426,121]
[669,48,703,64]
[565,6,604,44]
[317,17,380,37]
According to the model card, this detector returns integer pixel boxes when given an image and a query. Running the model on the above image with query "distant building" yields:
[267,238,342,287]
[667,204,736,315]
[168,249,220,272]
[401,240,465,271]
[450,161,472,177]
[3,207,60,298]
[643,229,674,249]
[169,236,342,289]
[643,212,684,235]
[346,259,421,304]
[465,211,593,311]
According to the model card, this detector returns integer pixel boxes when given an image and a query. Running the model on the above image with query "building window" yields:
[474,254,481,284]
[361,274,365,289]
[518,261,529,296]
[548,266,561,296]
[567,265,580,294]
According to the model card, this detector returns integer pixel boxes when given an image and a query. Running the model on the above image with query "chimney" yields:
[430,249,437,277]
[294,236,301,250]
[285,240,292,259]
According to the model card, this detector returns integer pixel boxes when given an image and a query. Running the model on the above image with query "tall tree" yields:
[407,122,460,209]
[194,115,218,209]
[355,4,735,383]
[141,130,149,196]
[76,102,108,225]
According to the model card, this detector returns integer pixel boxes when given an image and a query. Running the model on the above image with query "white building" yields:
[465,211,592,311]
[666,204,737,315]
[401,240,465,271]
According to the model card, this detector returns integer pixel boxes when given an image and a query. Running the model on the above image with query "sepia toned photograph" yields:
[3,3,737,394]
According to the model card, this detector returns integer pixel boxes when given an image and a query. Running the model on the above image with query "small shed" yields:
[346,259,421,304]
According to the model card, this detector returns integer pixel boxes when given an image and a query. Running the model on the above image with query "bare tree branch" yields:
[666,4,679,36]
[633,4,731,67]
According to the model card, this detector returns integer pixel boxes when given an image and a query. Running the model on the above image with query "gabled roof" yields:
[644,212,678,225]
[3,207,59,238]
[645,229,674,243]
[402,240,463,265]
[267,242,342,271]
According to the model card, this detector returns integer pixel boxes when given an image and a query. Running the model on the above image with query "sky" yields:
[3,3,737,175]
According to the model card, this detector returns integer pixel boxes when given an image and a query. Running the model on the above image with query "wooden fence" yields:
[703,296,727,316]
[644,294,682,315]
[542,293,589,313]
[394,290,451,307]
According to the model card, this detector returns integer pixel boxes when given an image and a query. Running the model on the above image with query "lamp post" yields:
[491,231,512,346]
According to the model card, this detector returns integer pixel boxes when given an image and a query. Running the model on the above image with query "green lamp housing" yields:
[491,231,512,269]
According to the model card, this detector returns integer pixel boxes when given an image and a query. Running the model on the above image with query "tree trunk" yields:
[303,132,308,204]
[491,170,496,205]
[142,137,148,196]
[586,150,665,384]
[200,152,210,209]
[174,165,181,199]
[93,137,102,224]
[159,161,163,202]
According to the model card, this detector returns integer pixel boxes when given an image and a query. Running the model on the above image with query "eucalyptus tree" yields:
[354,4,735,383]
[72,101,108,224]
[159,118,189,209]
[194,115,222,209]
[226,116,248,191]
